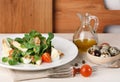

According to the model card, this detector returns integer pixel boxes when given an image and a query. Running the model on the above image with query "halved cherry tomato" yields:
[80,64,92,77]
[42,52,51,63]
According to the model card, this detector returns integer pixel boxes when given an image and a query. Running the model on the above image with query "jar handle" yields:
[88,15,99,32]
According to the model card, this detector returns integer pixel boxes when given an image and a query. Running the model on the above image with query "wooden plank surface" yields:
[54,0,120,33]
[0,0,52,33]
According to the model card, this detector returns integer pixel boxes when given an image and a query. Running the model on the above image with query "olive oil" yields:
[73,13,99,53]
[73,39,97,53]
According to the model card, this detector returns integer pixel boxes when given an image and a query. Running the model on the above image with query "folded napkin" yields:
[0,67,14,82]
[0,67,57,82]
[13,69,52,81]
[0,63,72,82]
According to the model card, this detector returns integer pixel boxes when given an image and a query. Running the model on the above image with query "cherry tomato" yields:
[80,64,92,77]
[42,52,51,63]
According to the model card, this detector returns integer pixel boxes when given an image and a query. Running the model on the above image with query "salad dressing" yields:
[73,39,97,52]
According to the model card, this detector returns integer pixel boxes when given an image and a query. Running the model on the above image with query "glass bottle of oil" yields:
[73,13,99,53]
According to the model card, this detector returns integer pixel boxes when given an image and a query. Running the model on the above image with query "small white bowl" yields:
[87,52,120,64]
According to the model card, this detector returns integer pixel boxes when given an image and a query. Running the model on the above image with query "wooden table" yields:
[0,33,120,82]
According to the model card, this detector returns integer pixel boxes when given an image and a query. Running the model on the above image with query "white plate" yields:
[0,34,78,71]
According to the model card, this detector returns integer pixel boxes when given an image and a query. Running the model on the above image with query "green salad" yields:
[1,30,60,65]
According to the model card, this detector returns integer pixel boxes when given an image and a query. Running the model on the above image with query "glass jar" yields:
[73,13,99,53]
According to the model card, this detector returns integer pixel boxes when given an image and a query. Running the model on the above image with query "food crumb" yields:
[82,60,86,64]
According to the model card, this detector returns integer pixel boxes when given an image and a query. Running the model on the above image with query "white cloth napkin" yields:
[0,67,14,82]
[0,62,73,82]
[0,67,54,82]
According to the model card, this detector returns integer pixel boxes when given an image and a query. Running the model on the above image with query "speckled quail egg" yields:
[100,52,111,58]
[88,45,99,55]
[100,49,111,58]
[100,48,108,54]
[88,43,120,58]
[109,47,120,56]
[101,45,110,50]
[94,50,101,57]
